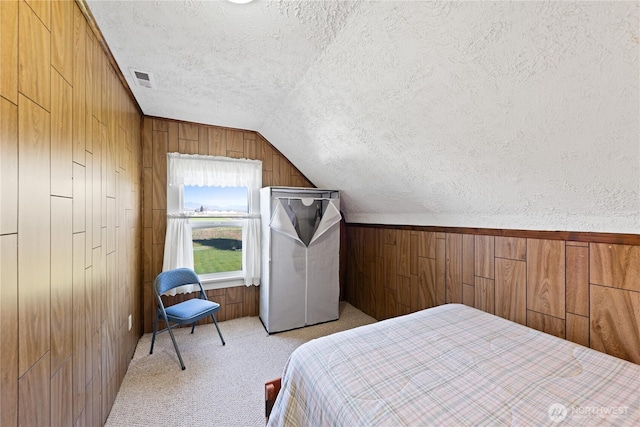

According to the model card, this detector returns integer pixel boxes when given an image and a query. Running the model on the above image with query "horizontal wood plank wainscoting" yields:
[344,225,640,364]
[0,0,143,426]
[141,117,314,333]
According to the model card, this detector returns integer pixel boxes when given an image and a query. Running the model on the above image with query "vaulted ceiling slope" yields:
[87,0,639,234]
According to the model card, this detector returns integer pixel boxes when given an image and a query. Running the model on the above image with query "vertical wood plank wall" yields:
[345,226,640,365]
[0,1,143,425]
[141,117,313,333]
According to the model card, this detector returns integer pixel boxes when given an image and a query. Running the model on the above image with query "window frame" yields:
[165,153,262,289]
[167,184,246,289]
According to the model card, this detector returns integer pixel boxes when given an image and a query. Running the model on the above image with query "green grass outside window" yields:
[192,227,242,275]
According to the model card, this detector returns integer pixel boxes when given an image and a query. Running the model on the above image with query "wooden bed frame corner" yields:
[265,377,282,423]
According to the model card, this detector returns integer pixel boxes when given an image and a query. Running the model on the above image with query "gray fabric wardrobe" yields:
[259,187,341,333]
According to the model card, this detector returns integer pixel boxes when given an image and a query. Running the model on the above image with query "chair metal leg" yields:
[165,319,186,370]
[150,310,159,354]
[211,314,225,346]
[190,322,196,334]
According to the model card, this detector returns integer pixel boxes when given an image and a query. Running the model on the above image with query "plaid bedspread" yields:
[267,304,640,426]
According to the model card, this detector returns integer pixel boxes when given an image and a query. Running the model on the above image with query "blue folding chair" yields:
[149,268,225,370]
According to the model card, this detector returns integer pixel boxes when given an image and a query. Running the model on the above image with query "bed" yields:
[266,304,640,426]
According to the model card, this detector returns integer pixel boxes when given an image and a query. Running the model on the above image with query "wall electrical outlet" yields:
[128,314,132,331]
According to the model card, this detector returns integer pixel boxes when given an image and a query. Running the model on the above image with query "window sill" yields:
[200,272,245,291]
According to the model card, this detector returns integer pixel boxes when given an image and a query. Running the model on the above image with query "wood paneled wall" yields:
[345,226,640,364]
[141,117,313,333]
[0,1,143,425]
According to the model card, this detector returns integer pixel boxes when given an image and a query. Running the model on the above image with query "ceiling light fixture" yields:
[227,0,254,4]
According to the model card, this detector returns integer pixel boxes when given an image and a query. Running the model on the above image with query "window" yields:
[164,153,262,291]
[184,186,247,277]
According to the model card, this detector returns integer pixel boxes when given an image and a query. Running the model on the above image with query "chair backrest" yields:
[154,268,202,296]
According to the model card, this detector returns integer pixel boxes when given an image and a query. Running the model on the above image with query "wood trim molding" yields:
[345,223,640,245]
[73,3,318,191]
[74,0,141,114]
[144,115,255,133]
[143,118,318,188]
[257,131,316,189]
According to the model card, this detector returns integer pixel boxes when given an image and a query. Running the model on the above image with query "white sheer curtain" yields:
[164,153,262,288]
[168,153,262,188]
[243,186,261,285]
[163,216,196,295]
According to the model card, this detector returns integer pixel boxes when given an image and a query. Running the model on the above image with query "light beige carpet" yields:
[105,302,376,427]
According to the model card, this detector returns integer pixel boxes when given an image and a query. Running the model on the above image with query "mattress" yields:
[267,304,640,426]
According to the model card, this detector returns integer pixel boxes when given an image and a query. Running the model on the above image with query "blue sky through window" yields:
[184,186,247,213]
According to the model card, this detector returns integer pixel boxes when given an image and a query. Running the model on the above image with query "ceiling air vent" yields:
[130,68,156,89]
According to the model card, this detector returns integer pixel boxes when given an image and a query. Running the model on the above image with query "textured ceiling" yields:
[87,0,640,233]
